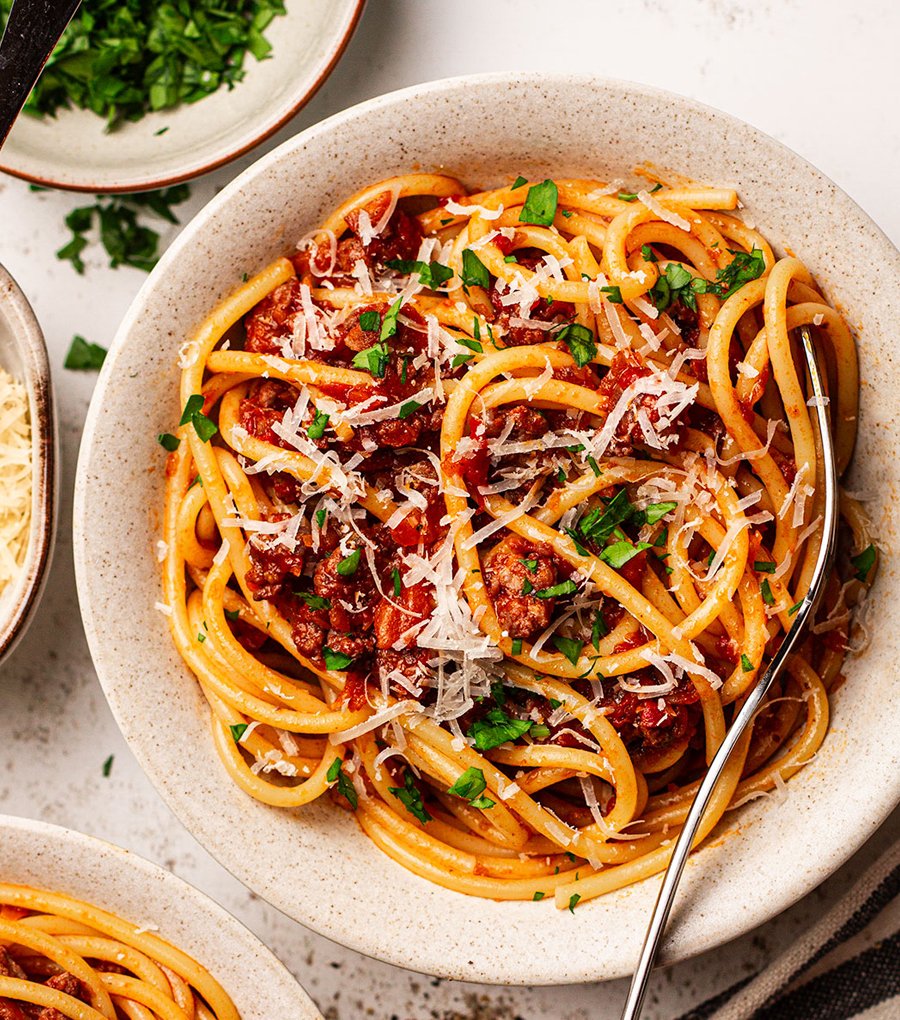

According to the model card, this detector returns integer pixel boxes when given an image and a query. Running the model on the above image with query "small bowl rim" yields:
[0,812,322,1018]
[0,0,365,194]
[0,263,56,663]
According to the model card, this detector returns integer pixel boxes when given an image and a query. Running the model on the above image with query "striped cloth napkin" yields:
[682,840,900,1020]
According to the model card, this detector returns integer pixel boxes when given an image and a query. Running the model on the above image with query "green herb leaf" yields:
[760,579,775,606]
[553,635,584,665]
[323,646,354,671]
[359,310,381,331]
[741,654,754,673]
[599,540,651,569]
[391,567,402,597]
[521,558,538,573]
[461,249,490,290]
[389,769,432,824]
[336,549,361,577]
[179,394,204,425]
[511,176,528,190]
[102,754,114,777]
[600,285,623,304]
[64,335,107,370]
[398,400,422,420]
[617,191,638,202]
[385,258,454,290]
[754,561,777,574]
[157,432,180,451]
[788,600,803,616]
[642,501,677,525]
[307,409,329,439]
[715,247,766,298]
[327,757,358,809]
[295,591,330,611]
[468,709,534,751]
[519,179,559,226]
[534,579,578,599]
[591,609,608,650]
[351,342,390,378]
[229,723,248,743]
[380,295,403,341]
[224,608,240,622]
[556,322,597,367]
[451,354,473,368]
[568,893,581,913]
[850,544,876,583]
[511,638,523,655]
[641,244,658,263]
[533,891,545,901]
[447,766,487,802]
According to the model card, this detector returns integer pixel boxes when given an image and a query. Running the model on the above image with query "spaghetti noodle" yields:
[159,171,877,908]
[0,885,239,1019]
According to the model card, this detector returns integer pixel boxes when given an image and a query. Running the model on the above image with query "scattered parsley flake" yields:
[519,179,558,226]
[64,335,108,370]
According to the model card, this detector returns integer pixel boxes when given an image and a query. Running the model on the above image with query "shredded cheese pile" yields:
[0,368,32,594]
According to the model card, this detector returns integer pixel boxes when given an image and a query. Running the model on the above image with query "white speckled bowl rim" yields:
[0,815,321,1018]
[0,265,56,665]
[0,0,363,192]
[74,73,900,985]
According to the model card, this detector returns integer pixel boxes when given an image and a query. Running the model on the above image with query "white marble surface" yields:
[1,1,898,1017]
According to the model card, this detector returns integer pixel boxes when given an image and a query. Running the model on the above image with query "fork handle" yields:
[0,0,81,148]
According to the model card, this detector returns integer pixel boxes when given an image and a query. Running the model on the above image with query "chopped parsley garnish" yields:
[351,341,390,378]
[788,600,803,616]
[358,310,381,331]
[643,501,677,524]
[56,187,190,274]
[296,591,330,611]
[385,258,453,290]
[578,488,633,545]
[741,654,754,673]
[754,560,777,574]
[447,767,494,809]
[555,322,596,367]
[591,610,608,650]
[380,295,403,341]
[336,548,361,577]
[10,0,287,127]
[511,638,523,655]
[850,544,876,583]
[760,579,775,606]
[229,723,248,743]
[641,244,657,263]
[456,336,484,354]
[600,285,623,304]
[490,680,507,706]
[323,646,354,671]
[599,540,651,569]
[504,253,519,262]
[391,568,402,597]
[398,400,422,420]
[327,757,358,809]
[307,409,329,439]
[157,432,180,451]
[179,393,217,442]
[468,709,535,751]
[511,175,528,190]
[521,579,534,595]
[617,191,638,202]
[451,354,473,368]
[533,891,545,901]
[534,579,578,599]
[553,635,584,665]
[64,335,108,370]
[520,558,538,573]
[461,249,491,290]
[715,247,766,298]
[568,893,581,913]
[197,632,206,642]
[314,508,327,528]
[561,210,573,218]
[224,608,240,621]
[519,179,559,226]
[389,769,432,824]
[102,754,114,777]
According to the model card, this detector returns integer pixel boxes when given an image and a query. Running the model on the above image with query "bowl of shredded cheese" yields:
[0,264,56,664]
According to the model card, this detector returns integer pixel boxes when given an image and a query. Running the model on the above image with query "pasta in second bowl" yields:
[75,74,900,984]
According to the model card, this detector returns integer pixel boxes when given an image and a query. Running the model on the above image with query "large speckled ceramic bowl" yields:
[74,74,900,984]
[0,0,363,192]
[0,815,322,1018]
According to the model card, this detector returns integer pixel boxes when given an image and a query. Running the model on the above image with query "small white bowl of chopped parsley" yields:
[0,0,363,191]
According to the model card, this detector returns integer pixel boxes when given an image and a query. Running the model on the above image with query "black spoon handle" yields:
[0,0,81,148]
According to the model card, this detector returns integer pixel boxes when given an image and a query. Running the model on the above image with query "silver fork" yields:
[621,325,838,1019]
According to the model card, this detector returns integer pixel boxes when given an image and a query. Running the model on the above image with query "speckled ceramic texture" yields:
[0,0,363,192]
[74,74,900,985]
[0,264,56,665]
[0,815,322,1018]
